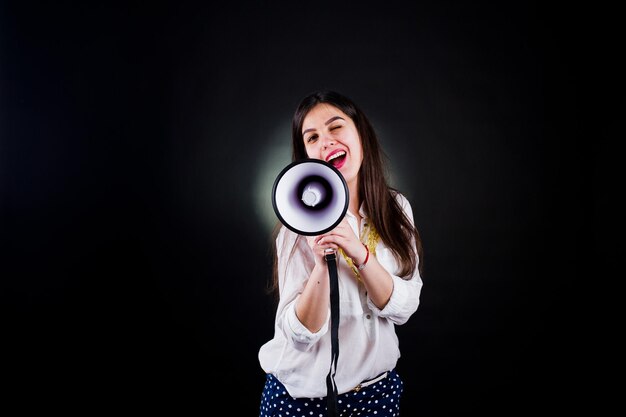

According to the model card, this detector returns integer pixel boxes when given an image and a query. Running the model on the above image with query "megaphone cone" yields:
[272,159,349,236]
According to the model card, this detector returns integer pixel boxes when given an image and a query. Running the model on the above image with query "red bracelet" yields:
[356,244,369,271]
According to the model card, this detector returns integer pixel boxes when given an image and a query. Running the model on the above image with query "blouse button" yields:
[365,314,371,319]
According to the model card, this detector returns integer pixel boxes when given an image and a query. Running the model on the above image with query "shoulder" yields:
[276,224,301,249]
[391,190,412,211]
[390,190,415,223]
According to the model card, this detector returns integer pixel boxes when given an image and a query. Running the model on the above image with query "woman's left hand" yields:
[315,218,368,265]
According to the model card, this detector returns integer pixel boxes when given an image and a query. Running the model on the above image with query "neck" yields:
[348,180,360,218]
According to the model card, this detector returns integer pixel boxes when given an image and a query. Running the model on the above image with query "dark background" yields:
[1,1,621,415]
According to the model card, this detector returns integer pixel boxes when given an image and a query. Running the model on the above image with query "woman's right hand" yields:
[306,235,338,266]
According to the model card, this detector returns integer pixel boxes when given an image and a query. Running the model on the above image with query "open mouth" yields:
[326,150,347,169]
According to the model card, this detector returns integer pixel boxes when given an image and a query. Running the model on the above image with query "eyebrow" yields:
[302,116,345,135]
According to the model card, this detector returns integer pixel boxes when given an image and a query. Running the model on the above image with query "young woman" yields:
[258,90,424,417]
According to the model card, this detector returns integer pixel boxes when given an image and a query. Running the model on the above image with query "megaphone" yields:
[272,158,347,415]
[272,159,349,236]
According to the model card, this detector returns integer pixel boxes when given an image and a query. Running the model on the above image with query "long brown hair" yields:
[267,90,423,298]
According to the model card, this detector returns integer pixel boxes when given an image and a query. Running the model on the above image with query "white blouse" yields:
[258,193,423,398]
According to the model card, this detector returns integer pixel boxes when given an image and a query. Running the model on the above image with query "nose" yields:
[322,134,335,149]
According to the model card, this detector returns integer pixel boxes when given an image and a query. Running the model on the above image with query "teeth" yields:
[328,151,346,161]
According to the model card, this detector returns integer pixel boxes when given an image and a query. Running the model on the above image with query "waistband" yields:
[352,371,389,392]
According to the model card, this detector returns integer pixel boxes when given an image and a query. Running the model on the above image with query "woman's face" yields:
[302,103,363,186]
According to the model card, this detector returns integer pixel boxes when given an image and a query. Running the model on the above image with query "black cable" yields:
[324,249,340,417]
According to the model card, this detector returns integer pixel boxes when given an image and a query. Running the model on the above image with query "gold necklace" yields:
[339,222,379,281]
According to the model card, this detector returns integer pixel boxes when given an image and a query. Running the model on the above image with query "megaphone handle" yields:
[324,250,340,417]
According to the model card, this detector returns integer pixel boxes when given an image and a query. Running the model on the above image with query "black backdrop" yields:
[1,1,621,415]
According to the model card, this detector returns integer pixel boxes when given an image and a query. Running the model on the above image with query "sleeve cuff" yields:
[367,275,421,324]
[285,303,329,348]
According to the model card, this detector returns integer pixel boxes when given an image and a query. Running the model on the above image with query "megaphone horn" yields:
[272,159,349,236]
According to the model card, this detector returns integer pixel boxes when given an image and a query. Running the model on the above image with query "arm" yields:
[368,194,423,324]
[316,194,423,323]
[316,218,394,309]
[272,227,334,349]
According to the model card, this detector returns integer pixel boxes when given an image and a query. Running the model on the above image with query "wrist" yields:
[355,244,370,271]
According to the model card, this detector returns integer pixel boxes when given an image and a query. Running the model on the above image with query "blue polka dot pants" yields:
[258,369,403,417]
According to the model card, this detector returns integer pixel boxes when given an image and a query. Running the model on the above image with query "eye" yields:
[330,125,342,131]
[306,134,318,144]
